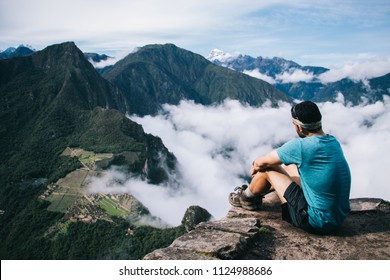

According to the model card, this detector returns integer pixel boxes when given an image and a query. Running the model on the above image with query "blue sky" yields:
[1,0,390,70]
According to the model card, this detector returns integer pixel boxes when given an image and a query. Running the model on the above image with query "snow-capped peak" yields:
[206,49,240,63]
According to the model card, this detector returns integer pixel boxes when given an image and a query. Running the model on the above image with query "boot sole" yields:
[229,192,262,211]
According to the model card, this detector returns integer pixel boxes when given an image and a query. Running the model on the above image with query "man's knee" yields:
[281,164,300,185]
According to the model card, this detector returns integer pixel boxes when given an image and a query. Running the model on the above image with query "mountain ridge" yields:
[207,49,329,78]
[103,43,290,116]
[4,43,389,106]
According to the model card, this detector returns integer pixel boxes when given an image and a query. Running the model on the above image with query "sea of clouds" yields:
[88,96,390,226]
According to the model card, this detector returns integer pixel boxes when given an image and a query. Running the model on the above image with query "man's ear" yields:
[298,125,308,135]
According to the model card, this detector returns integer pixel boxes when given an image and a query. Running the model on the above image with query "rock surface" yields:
[143,193,390,260]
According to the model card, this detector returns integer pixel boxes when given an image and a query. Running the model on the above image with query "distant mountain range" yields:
[207,49,390,105]
[3,44,389,106]
[0,44,35,60]
[207,49,329,80]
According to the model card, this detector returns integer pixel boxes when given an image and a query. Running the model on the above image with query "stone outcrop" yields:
[143,193,390,260]
[181,205,213,232]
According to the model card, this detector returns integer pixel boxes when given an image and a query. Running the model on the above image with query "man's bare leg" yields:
[249,164,300,204]
[283,164,300,185]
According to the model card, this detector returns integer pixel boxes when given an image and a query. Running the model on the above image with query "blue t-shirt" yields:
[277,135,351,232]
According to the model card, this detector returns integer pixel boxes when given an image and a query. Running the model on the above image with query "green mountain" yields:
[0,42,181,259]
[0,41,175,183]
[103,43,290,116]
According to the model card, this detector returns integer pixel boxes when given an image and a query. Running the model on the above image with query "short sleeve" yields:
[276,138,303,166]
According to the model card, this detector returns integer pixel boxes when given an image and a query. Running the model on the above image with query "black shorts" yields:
[282,182,314,233]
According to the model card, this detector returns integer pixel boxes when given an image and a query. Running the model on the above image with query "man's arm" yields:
[251,150,282,177]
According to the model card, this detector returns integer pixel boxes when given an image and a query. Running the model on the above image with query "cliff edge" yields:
[144,193,390,260]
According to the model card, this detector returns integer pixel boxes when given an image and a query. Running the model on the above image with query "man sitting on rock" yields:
[229,101,351,234]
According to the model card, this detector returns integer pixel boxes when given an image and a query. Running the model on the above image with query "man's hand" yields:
[250,165,258,177]
[250,150,282,177]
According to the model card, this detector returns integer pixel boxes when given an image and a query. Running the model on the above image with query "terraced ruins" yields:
[40,147,149,225]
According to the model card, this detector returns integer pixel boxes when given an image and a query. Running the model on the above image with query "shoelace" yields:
[233,185,248,193]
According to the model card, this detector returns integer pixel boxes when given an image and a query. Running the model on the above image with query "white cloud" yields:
[318,56,390,83]
[243,69,276,84]
[276,68,315,83]
[87,52,128,68]
[88,98,390,226]
[321,96,390,200]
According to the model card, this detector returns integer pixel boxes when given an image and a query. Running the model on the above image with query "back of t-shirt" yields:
[277,135,351,232]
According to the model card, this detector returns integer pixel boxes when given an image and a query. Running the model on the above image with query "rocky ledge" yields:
[144,193,390,260]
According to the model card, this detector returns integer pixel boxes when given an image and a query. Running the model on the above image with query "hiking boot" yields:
[228,185,263,211]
